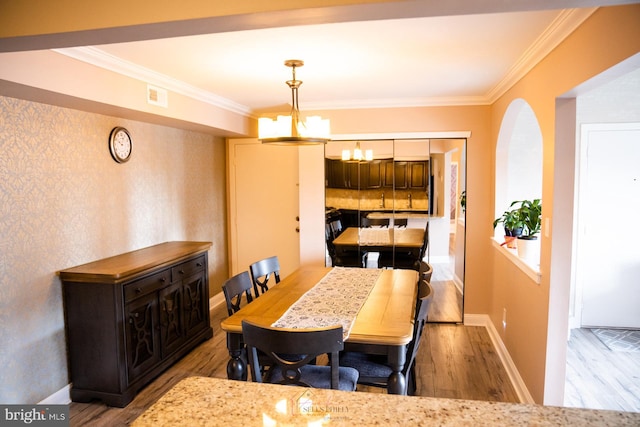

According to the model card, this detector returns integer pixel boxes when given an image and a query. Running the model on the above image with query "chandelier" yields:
[342,141,373,162]
[258,60,330,145]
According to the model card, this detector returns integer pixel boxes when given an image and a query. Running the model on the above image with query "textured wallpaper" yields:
[0,95,227,403]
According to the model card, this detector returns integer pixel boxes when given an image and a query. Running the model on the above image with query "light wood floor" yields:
[69,302,519,426]
[428,261,463,323]
[564,328,640,412]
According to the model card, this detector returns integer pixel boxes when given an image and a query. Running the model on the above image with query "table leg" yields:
[226,333,247,381]
[387,345,407,395]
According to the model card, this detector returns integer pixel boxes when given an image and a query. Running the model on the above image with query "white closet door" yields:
[579,123,640,328]
[228,139,300,278]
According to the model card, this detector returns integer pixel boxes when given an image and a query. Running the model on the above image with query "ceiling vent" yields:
[147,85,168,108]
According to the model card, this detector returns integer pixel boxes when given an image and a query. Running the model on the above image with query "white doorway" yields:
[576,123,640,328]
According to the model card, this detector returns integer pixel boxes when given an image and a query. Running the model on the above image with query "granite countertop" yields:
[132,377,640,426]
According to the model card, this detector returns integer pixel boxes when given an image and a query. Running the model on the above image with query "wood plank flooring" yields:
[69,302,519,426]
[564,328,640,412]
[427,278,463,323]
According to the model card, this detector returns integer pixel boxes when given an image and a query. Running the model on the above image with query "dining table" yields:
[332,226,425,258]
[220,266,418,395]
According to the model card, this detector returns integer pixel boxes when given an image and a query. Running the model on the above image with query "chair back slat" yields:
[405,280,433,371]
[419,261,433,283]
[242,320,345,389]
[249,256,281,297]
[222,271,253,316]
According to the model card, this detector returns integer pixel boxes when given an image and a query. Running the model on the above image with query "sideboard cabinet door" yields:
[125,292,161,383]
[159,281,185,358]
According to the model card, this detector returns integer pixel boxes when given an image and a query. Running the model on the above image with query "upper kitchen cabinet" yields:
[325,159,364,189]
[385,160,429,189]
[325,140,387,191]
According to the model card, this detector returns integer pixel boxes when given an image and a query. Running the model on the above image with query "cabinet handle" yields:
[196,263,202,267]
[160,277,166,283]
[135,287,142,294]
[179,270,184,275]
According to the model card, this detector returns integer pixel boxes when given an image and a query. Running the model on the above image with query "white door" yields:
[578,123,640,328]
[228,139,300,278]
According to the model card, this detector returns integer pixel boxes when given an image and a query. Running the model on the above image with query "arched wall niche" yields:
[495,98,543,239]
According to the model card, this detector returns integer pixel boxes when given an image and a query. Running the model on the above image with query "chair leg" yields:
[407,363,417,396]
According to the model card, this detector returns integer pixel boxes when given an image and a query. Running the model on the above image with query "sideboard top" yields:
[59,241,212,283]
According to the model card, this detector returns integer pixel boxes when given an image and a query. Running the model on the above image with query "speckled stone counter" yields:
[132,377,640,426]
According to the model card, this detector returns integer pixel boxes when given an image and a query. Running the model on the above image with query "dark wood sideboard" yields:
[59,241,213,407]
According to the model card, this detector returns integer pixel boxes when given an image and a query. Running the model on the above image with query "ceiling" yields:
[50,6,603,117]
[2,1,636,122]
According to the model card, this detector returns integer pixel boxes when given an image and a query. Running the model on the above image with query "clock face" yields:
[109,127,132,163]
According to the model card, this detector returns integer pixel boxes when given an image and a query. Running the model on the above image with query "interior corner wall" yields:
[0,95,228,403]
[488,4,640,404]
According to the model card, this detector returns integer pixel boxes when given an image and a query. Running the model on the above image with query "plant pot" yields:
[504,227,523,238]
[517,235,540,262]
[503,227,522,248]
[503,235,517,249]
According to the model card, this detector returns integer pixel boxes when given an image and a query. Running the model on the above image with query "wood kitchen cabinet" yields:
[326,159,386,189]
[60,241,213,407]
[383,160,429,189]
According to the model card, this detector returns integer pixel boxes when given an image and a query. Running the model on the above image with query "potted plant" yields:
[459,190,466,215]
[514,198,542,261]
[493,204,523,248]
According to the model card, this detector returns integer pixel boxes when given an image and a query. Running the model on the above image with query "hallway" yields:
[564,328,640,412]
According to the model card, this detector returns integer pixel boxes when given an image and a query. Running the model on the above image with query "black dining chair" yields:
[242,320,359,391]
[326,225,368,268]
[393,218,408,228]
[419,260,433,284]
[378,222,429,270]
[249,256,281,297]
[221,271,254,316]
[339,280,433,395]
[329,218,345,238]
[361,216,390,228]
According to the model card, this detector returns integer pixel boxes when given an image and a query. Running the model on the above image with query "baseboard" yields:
[452,274,464,295]
[463,314,535,404]
[210,291,225,310]
[39,384,71,405]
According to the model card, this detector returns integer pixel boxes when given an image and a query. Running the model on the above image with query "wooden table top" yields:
[332,227,424,248]
[58,241,212,283]
[220,266,418,346]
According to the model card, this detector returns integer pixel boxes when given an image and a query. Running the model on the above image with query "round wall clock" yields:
[109,127,132,163]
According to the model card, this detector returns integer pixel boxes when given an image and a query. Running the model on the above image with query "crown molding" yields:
[52,8,597,114]
[485,7,598,103]
[52,46,252,116]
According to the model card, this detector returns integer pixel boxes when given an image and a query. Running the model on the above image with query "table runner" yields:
[271,267,382,340]
[358,228,393,245]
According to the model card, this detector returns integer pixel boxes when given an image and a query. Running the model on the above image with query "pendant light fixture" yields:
[342,141,373,162]
[258,60,330,145]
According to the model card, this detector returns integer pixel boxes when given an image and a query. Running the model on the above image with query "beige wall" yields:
[0,96,228,403]
[488,4,640,403]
